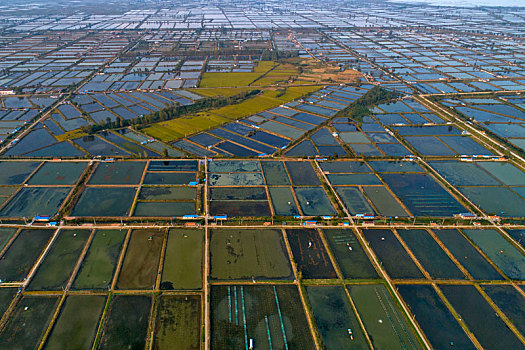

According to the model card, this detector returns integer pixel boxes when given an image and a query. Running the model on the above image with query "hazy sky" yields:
[390,0,525,7]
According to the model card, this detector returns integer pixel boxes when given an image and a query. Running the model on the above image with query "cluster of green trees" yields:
[336,86,402,124]
[80,89,260,134]
[260,49,299,61]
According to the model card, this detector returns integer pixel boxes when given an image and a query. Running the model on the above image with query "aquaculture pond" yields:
[286,229,337,279]
[0,227,17,252]
[294,187,337,216]
[89,161,146,185]
[380,173,467,217]
[28,229,91,291]
[506,229,525,249]
[134,201,196,217]
[306,286,368,350]
[0,288,16,319]
[483,284,525,336]
[397,285,476,350]
[208,173,264,187]
[0,229,54,282]
[209,200,271,217]
[210,229,293,281]
[335,187,375,216]
[98,295,152,350]
[363,229,424,279]
[397,229,465,279]
[27,162,87,185]
[73,229,127,290]
[71,187,137,217]
[440,285,524,349]
[261,161,291,185]
[154,295,202,350]
[285,161,321,186]
[323,229,378,279]
[139,186,196,201]
[211,285,315,350]
[117,229,164,290]
[44,295,106,349]
[143,172,197,185]
[161,229,203,290]
[268,187,300,216]
[347,284,422,350]
[462,229,525,280]
[0,296,60,349]
[362,186,408,217]
[0,187,71,218]
[432,229,503,280]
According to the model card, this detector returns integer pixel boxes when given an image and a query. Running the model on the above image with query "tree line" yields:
[80,89,260,134]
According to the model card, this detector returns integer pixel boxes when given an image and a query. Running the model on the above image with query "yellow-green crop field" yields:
[144,112,229,141]
[199,61,278,87]
[142,85,321,143]
[190,87,252,98]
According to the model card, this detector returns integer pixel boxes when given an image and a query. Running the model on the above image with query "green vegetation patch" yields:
[336,86,402,124]
[143,86,320,143]
[199,61,277,88]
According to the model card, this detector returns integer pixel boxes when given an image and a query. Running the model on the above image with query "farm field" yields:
[142,86,319,143]
[199,61,278,87]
